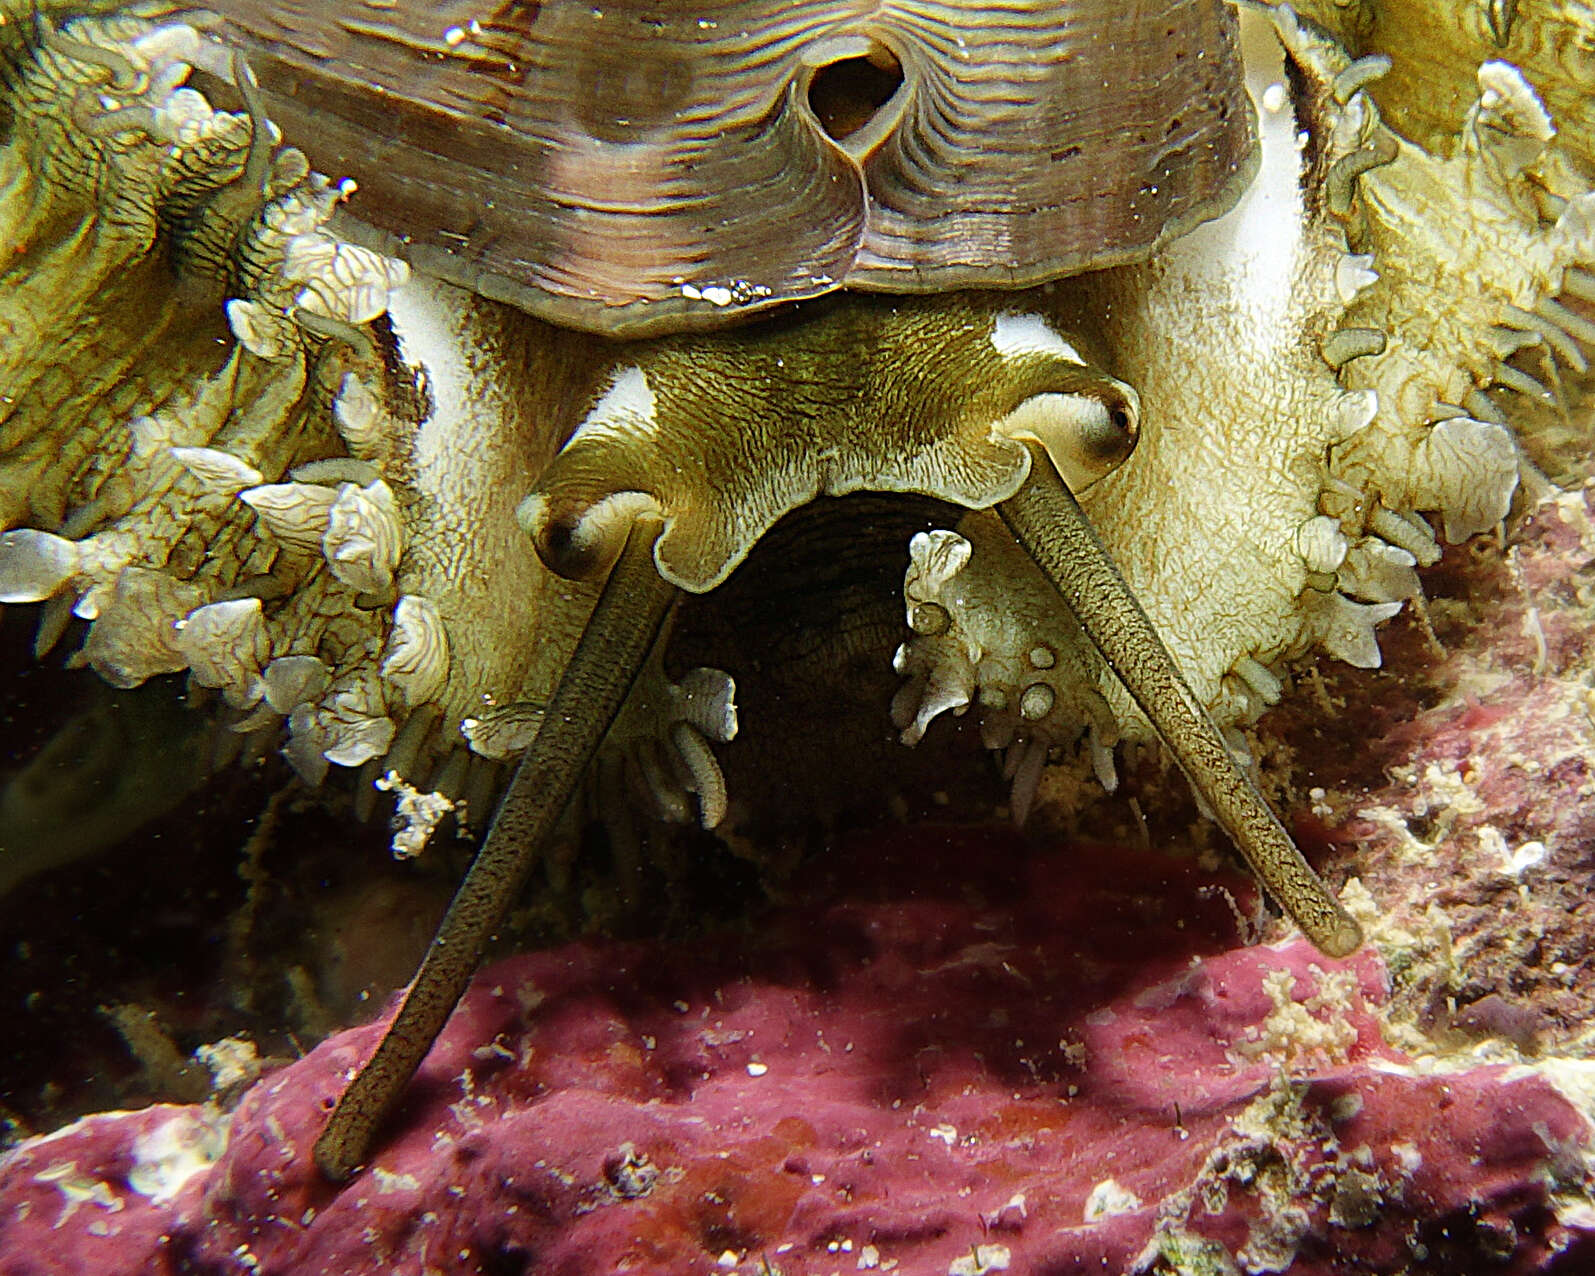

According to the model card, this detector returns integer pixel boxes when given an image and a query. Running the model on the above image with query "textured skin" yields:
[1284,0,1595,177]
[892,10,1594,798]
[520,294,1134,592]
[1,3,1592,852]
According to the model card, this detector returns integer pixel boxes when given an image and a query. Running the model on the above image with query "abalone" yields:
[1,0,1592,1189]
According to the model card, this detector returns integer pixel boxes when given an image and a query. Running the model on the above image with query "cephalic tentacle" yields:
[997,442,1363,959]
[314,515,679,1181]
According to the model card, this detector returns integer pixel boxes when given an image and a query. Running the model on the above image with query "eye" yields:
[1110,405,1134,432]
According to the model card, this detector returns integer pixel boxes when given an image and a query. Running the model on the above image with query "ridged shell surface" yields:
[207,0,1257,334]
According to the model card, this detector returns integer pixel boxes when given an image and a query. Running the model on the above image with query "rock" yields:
[3,825,1593,1275]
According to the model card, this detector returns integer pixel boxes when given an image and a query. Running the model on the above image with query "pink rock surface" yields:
[1284,486,1595,1057]
[3,828,1593,1275]
[5,478,1595,1276]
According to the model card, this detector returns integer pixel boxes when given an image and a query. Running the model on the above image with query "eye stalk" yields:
[993,378,1142,493]
[518,489,662,582]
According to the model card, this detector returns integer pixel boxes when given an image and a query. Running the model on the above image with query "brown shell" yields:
[208,0,1256,336]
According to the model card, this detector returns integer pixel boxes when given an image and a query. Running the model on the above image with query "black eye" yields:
[1110,407,1133,432]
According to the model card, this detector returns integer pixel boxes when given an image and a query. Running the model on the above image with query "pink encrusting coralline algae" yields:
[3,820,1595,1275]
[6,462,1595,1276]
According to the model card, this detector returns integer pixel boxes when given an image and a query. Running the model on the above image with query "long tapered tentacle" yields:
[997,441,1362,959]
[315,515,679,1181]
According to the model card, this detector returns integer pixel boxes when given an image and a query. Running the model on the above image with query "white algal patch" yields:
[370,1166,424,1194]
[128,1109,228,1205]
[33,1160,122,1228]
[375,771,456,858]
[195,1036,262,1090]
[989,312,1086,364]
[948,1243,1011,1275]
[1084,1177,1145,1221]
